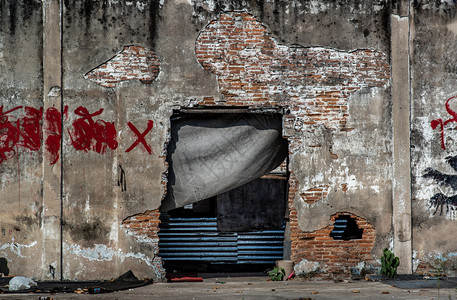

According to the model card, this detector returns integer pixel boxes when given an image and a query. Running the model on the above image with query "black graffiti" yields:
[423,155,457,215]
[49,265,55,279]
[118,164,127,192]
[428,193,457,216]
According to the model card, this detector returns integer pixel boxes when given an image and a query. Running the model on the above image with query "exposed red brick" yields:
[415,262,433,275]
[153,12,387,277]
[121,209,161,245]
[288,173,375,279]
[85,45,160,88]
[300,185,330,204]
[195,12,390,134]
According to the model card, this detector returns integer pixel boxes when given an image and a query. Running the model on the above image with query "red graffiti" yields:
[45,106,68,165]
[0,106,44,164]
[126,120,153,155]
[68,106,118,154]
[431,95,457,150]
[0,106,22,163]
[17,106,43,151]
[0,105,153,165]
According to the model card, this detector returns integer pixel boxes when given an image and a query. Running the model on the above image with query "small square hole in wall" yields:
[330,215,363,240]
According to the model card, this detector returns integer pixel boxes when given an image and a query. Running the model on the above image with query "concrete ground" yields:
[0,276,456,299]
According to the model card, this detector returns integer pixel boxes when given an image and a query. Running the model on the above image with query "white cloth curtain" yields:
[161,113,287,211]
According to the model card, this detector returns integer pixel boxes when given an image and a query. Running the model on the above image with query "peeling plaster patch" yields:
[300,185,330,204]
[312,173,324,183]
[392,14,409,23]
[370,185,380,193]
[64,243,155,267]
[373,4,384,12]
[196,12,390,134]
[66,244,114,262]
[412,250,420,272]
[120,210,161,255]
[388,236,394,253]
[442,0,457,6]
[129,235,159,246]
[307,0,329,14]
[108,0,147,10]
[0,239,37,258]
[84,46,160,88]
[200,0,216,11]
[294,259,322,275]
[123,226,159,246]
[345,174,362,191]
[447,20,457,36]
[290,212,375,275]
[426,251,446,262]
[175,0,193,5]
[84,195,90,212]
[136,1,146,11]
[109,222,118,242]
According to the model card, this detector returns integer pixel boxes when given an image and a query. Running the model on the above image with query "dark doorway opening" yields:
[158,110,288,274]
[158,176,287,273]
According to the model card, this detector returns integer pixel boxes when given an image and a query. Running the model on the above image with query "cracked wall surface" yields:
[3,0,454,280]
[0,0,393,280]
[411,2,457,276]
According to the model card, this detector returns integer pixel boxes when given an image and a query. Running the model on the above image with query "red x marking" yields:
[126,120,153,154]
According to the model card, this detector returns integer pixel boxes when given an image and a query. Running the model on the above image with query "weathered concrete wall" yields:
[0,0,45,278]
[411,1,457,276]
[6,0,450,281]
[62,0,392,280]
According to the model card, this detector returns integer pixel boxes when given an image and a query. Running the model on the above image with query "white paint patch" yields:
[392,14,408,22]
[0,238,37,258]
[204,0,215,11]
[445,207,457,220]
[136,1,146,11]
[373,4,384,12]
[84,195,90,212]
[109,222,118,242]
[108,0,147,11]
[122,226,159,246]
[370,185,380,193]
[345,174,362,191]
[412,250,419,272]
[311,173,324,183]
[64,243,155,267]
[446,21,457,35]
[294,258,322,275]
[308,0,329,14]
[173,0,193,5]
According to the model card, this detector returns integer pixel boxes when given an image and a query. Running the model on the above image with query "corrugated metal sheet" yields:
[158,217,284,264]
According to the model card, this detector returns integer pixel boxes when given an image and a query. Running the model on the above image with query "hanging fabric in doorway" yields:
[161,113,287,211]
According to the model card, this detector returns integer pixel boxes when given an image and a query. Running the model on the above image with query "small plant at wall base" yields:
[431,257,446,279]
[380,248,400,278]
[268,267,286,281]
